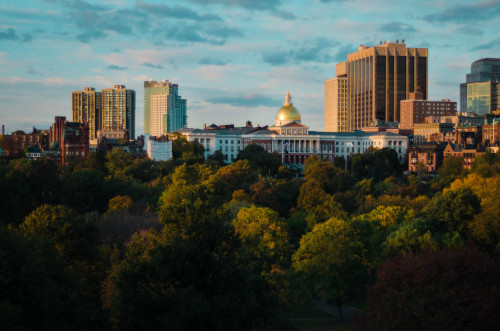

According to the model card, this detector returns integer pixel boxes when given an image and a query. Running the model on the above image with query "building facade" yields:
[144,80,187,136]
[400,92,457,129]
[460,58,500,113]
[145,134,172,161]
[326,41,428,132]
[180,92,408,165]
[101,85,135,140]
[72,87,101,140]
[49,116,89,165]
[325,65,348,132]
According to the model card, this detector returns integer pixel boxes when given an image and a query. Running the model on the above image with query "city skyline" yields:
[1,0,499,135]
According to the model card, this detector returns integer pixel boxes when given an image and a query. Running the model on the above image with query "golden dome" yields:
[275,91,301,123]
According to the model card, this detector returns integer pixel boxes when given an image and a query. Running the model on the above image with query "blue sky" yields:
[0,0,499,135]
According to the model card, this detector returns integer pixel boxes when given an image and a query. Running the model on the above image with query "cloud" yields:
[469,38,500,51]
[22,33,33,43]
[142,62,164,69]
[136,1,222,21]
[423,0,500,23]
[26,68,43,75]
[334,43,357,62]
[76,30,107,43]
[161,23,242,45]
[206,93,281,107]
[107,65,128,70]
[0,28,19,41]
[188,0,296,19]
[189,0,281,11]
[262,37,339,65]
[455,26,483,36]
[199,57,230,65]
[378,22,416,34]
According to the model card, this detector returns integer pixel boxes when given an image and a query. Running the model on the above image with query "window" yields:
[225,146,228,152]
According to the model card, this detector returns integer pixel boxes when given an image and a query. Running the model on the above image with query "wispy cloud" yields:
[142,62,164,69]
[107,65,128,71]
[206,93,281,107]
[423,0,500,23]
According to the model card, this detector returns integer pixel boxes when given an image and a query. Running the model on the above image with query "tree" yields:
[361,247,500,331]
[236,143,281,176]
[436,156,466,187]
[108,195,135,213]
[233,206,292,272]
[19,205,104,326]
[103,225,290,330]
[292,218,368,321]
[0,227,90,330]
[424,187,481,234]
[106,147,133,179]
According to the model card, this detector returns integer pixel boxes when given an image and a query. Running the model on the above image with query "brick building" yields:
[400,92,457,130]
[49,116,89,165]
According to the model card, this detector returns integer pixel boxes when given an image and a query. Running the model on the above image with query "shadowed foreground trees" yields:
[0,227,89,330]
[360,247,500,331]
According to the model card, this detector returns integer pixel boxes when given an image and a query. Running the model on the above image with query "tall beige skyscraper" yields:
[144,80,187,136]
[72,87,101,140]
[101,85,136,140]
[325,41,428,131]
[325,63,348,132]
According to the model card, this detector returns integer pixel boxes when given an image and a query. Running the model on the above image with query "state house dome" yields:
[275,91,301,126]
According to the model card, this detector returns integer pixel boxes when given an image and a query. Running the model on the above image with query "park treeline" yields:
[1,135,499,330]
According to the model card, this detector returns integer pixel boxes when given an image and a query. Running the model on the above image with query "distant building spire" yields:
[284,90,292,106]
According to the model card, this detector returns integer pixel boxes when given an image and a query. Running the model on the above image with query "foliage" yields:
[424,187,481,234]
[236,143,281,176]
[292,218,368,321]
[103,226,290,330]
[108,195,135,213]
[350,147,401,181]
[436,156,466,188]
[361,247,500,331]
[233,206,292,272]
[0,227,89,330]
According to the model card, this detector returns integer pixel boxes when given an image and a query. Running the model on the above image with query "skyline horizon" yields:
[1,0,499,136]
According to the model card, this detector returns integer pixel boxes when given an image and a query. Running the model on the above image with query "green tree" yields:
[292,218,368,321]
[424,187,481,234]
[236,143,281,176]
[0,227,89,330]
[106,147,133,178]
[436,156,466,187]
[233,206,292,272]
[103,225,289,330]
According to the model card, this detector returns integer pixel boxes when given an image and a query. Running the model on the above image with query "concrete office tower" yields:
[325,62,348,131]
[144,80,187,136]
[460,58,500,115]
[72,87,101,140]
[326,41,428,131]
[101,85,135,140]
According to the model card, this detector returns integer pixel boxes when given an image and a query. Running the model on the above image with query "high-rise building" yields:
[72,87,101,140]
[460,58,500,114]
[101,85,135,140]
[144,80,187,136]
[326,41,428,131]
[325,62,348,131]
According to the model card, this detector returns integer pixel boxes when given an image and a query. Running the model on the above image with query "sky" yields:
[0,0,499,135]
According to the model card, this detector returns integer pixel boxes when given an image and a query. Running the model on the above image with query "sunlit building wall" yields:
[101,85,135,140]
[72,87,101,140]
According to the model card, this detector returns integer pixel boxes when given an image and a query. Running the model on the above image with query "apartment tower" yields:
[144,80,187,136]
[326,41,428,131]
[101,85,135,140]
[72,87,101,140]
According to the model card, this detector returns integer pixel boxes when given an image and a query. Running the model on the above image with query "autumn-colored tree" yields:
[233,206,292,272]
[108,195,135,213]
[361,247,500,331]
